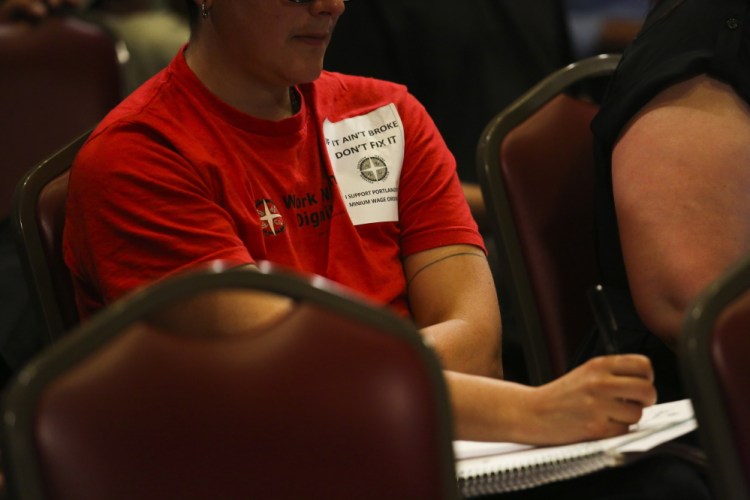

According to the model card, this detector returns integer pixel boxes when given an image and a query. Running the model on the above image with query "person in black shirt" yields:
[587,0,750,404]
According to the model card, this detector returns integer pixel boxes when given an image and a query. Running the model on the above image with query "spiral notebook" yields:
[454,399,697,497]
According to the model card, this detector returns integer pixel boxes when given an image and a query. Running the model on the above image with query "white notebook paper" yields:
[454,399,697,497]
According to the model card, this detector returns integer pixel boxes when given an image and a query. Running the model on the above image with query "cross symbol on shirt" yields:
[259,200,283,235]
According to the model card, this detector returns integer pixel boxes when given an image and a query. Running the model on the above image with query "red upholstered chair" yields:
[477,54,620,385]
[0,262,458,500]
[3,13,122,347]
[0,14,122,219]
[12,131,91,343]
[680,255,750,500]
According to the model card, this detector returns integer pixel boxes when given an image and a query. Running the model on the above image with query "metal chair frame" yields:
[477,54,621,384]
[12,131,91,342]
[680,255,750,500]
[1,262,458,500]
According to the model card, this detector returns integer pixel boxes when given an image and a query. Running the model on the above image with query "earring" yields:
[201,1,209,19]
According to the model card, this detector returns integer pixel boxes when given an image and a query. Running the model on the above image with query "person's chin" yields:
[295,66,324,84]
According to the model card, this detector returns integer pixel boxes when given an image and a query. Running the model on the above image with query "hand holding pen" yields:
[588,284,621,355]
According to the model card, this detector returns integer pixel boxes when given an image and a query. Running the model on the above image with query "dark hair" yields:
[185,0,199,30]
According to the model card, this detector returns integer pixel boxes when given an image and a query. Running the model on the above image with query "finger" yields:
[607,354,654,381]
[604,420,636,436]
[606,398,647,426]
[605,375,657,407]
[594,417,631,439]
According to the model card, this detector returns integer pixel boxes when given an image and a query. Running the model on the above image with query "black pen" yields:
[587,284,620,355]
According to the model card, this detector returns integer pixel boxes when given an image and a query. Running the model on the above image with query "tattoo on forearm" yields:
[406,252,485,286]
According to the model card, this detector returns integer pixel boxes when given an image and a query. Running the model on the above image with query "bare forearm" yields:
[148,289,293,338]
[446,355,657,445]
[446,371,532,442]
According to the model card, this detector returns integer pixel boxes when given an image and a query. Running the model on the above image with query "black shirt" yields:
[587,0,750,401]
[325,0,572,183]
[593,0,750,290]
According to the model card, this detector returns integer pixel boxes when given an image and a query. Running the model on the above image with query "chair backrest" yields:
[1,262,458,500]
[12,131,91,343]
[680,255,750,500]
[0,14,122,219]
[477,54,621,385]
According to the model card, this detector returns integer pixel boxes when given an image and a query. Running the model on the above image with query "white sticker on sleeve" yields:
[323,103,404,225]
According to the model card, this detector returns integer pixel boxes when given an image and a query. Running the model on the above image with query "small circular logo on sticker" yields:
[358,156,389,183]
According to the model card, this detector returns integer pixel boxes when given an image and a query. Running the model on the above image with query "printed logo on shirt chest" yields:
[256,199,286,236]
[323,104,404,226]
[254,180,336,236]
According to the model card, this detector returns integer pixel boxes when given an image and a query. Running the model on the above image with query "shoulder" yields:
[72,100,201,197]
[618,74,750,154]
[612,74,750,212]
[306,71,424,121]
[74,61,209,185]
[594,0,750,145]
[314,70,408,96]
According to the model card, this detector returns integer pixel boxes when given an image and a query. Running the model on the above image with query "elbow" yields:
[487,353,503,380]
[425,321,502,379]
[464,316,502,378]
[632,291,694,350]
[468,326,503,379]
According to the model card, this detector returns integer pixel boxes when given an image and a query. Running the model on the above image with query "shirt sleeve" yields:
[395,92,486,257]
[64,123,253,309]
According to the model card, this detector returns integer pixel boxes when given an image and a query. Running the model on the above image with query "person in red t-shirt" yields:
[63,0,658,447]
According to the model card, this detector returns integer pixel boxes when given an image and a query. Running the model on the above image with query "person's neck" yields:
[184,42,295,121]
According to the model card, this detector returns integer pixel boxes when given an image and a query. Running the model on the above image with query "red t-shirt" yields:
[63,48,484,319]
